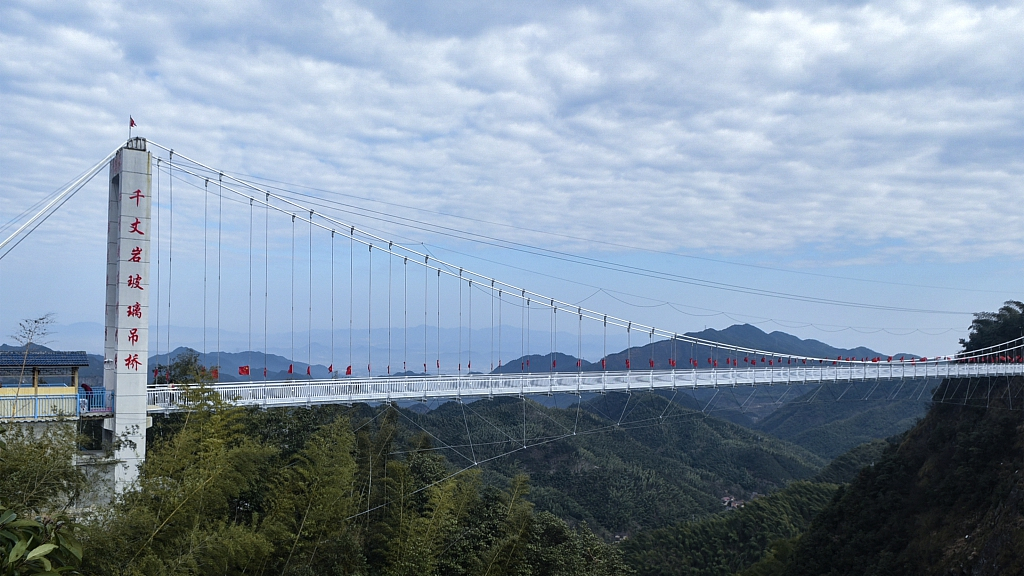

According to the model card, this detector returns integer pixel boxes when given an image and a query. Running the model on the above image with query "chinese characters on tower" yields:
[119,192,149,371]
[105,183,152,376]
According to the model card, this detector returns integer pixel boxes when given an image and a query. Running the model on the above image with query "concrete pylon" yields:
[102,137,152,490]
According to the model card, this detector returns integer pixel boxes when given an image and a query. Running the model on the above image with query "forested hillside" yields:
[620,481,837,576]
[2,391,634,575]
[390,391,825,538]
[740,302,1024,575]
[743,376,1024,575]
[751,381,930,458]
[810,439,890,484]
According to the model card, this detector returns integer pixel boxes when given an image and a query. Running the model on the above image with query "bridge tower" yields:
[102,137,152,489]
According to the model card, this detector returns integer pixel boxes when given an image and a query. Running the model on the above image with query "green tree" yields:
[960,300,1024,352]
[0,421,84,576]
[262,416,362,576]
[81,388,276,575]
[0,424,85,515]
[151,349,217,385]
[0,505,82,575]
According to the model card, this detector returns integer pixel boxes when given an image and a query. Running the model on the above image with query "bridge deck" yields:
[146,363,1022,411]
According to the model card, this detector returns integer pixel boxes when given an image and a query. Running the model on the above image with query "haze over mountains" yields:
[33,322,917,374]
[10,323,918,385]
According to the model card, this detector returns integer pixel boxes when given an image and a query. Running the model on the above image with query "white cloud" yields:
[0,0,1021,354]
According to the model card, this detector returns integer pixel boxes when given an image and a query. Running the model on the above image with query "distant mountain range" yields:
[494,323,917,374]
[2,323,918,384]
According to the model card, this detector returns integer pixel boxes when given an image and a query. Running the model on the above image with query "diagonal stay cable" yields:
[395,409,475,466]
[345,431,578,522]
[523,397,578,436]
[463,399,525,446]
[460,401,478,464]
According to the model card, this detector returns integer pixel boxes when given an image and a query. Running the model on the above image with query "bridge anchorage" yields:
[1,137,1022,492]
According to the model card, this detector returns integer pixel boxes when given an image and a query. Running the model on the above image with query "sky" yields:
[1,0,1022,360]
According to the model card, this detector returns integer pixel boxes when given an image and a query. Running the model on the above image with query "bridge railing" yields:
[79,389,115,417]
[0,389,115,421]
[144,362,1023,412]
[0,394,79,421]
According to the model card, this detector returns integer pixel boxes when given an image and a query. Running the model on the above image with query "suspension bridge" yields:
[1,138,1021,488]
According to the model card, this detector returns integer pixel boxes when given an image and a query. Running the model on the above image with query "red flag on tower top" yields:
[129,116,137,128]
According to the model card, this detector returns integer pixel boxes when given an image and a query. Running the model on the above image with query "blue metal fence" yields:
[0,389,114,421]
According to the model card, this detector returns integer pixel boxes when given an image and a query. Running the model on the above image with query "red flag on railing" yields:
[264,368,268,377]
[288,364,293,374]
[601,358,607,370]
[346,365,352,375]
[625,358,631,369]
[649,359,655,368]
[328,364,333,373]
[238,366,250,376]
[307,366,311,375]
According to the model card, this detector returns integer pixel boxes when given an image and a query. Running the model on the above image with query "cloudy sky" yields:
[1,0,1022,357]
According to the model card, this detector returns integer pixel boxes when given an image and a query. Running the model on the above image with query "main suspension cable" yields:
[150,148,1001,364]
